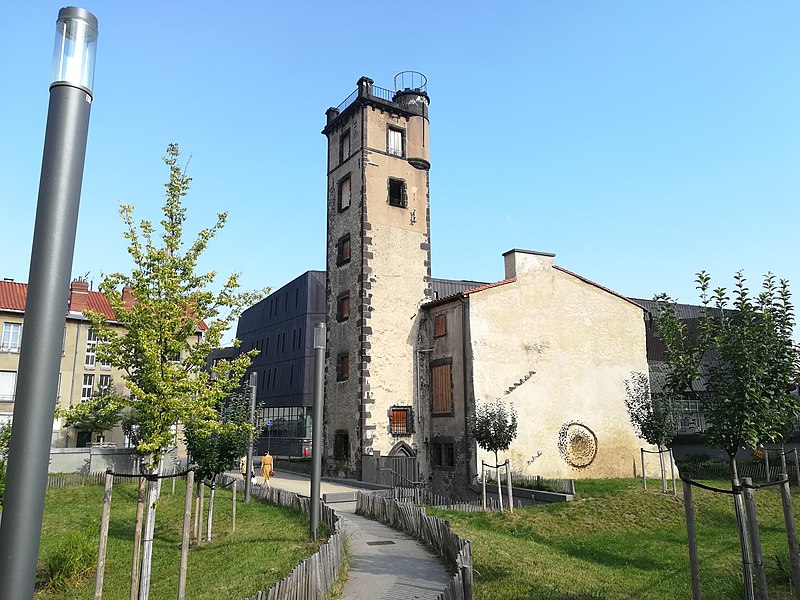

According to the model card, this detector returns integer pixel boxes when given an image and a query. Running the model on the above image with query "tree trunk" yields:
[659,444,667,494]
[137,460,163,600]
[206,484,215,542]
[129,475,146,600]
[197,482,205,543]
[495,451,504,512]
[781,442,788,475]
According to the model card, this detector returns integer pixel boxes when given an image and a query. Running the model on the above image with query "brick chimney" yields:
[122,286,134,308]
[69,278,90,313]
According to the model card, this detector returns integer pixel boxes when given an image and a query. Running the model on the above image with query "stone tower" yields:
[322,74,431,478]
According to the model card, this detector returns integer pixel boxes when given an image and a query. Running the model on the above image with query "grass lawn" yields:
[33,479,324,599]
[431,478,800,600]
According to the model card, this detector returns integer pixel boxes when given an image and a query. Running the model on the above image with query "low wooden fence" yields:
[386,486,486,512]
[47,471,142,488]
[236,478,345,600]
[357,491,473,600]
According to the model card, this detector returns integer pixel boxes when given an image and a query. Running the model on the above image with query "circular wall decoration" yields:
[557,422,598,469]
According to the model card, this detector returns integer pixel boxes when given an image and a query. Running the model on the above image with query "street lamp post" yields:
[0,8,97,598]
[310,323,326,539]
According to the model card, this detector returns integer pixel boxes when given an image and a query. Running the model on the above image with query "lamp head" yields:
[51,7,98,95]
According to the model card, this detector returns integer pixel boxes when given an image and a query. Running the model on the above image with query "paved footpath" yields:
[254,471,452,600]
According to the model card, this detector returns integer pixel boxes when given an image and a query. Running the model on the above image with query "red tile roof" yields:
[0,280,209,329]
[0,281,27,312]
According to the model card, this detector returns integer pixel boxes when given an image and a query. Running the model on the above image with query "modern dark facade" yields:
[236,270,326,457]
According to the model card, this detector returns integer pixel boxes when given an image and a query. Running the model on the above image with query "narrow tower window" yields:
[337,235,351,265]
[387,126,405,157]
[388,178,407,208]
[337,292,350,321]
[338,175,351,211]
[340,129,350,164]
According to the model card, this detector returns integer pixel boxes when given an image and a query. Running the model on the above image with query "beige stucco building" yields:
[418,250,662,492]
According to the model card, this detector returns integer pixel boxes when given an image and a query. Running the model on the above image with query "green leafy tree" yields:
[57,379,123,440]
[0,421,11,505]
[185,385,255,482]
[184,385,256,541]
[624,371,680,492]
[470,399,518,472]
[68,144,265,600]
[624,371,679,450]
[655,271,799,480]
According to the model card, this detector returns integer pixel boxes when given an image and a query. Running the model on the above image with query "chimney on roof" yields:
[503,249,555,279]
[69,278,90,314]
[122,286,134,308]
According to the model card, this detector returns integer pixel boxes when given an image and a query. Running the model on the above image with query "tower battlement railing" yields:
[331,72,429,116]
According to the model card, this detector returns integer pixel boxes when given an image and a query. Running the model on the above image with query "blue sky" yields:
[2,3,799,343]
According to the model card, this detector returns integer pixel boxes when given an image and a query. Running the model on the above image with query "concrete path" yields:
[255,471,452,600]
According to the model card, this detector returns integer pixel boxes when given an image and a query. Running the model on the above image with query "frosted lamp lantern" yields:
[51,7,98,93]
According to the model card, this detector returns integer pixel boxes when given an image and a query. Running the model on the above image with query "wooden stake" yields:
[206,484,215,542]
[482,463,486,511]
[197,482,205,543]
[670,448,677,497]
[641,448,647,490]
[778,476,800,599]
[742,477,768,600]
[682,478,701,600]
[94,470,114,600]
[765,449,771,483]
[794,449,800,492]
[505,460,513,514]
[129,475,146,600]
[232,479,237,533]
[177,470,193,600]
[496,462,504,512]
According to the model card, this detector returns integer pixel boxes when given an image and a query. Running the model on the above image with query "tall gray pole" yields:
[244,371,256,503]
[0,8,97,598]
[310,323,326,539]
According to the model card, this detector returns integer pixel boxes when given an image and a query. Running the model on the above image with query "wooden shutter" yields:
[432,364,452,413]
[434,314,447,337]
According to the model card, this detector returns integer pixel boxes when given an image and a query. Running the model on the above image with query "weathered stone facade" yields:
[322,77,431,478]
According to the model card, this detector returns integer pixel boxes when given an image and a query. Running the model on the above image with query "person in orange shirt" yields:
[261,451,274,488]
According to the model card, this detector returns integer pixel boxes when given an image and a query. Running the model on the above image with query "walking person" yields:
[261,451,274,489]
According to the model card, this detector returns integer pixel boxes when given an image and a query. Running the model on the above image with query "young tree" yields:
[655,271,799,480]
[71,144,264,599]
[58,379,124,443]
[184,385,256,541]
[0,422,10,505]
[470,399,518,499]
[624,371,680,491]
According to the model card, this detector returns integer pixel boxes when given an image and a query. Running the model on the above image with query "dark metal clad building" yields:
[236,270,326,457]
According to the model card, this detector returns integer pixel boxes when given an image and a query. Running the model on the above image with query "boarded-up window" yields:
[337,353,349,381]
[339,129,350,164]
[338,175,351,211]
[337,293,350,321]
[337,235,351,265]
[434,314,447,337]
[390,406,413,435]
[431,363,452,414]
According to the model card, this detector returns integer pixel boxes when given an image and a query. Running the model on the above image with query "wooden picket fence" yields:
[357,491,473,600]
[230,477,344,600]
[47,471,143,488]
[386,486,486,512]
